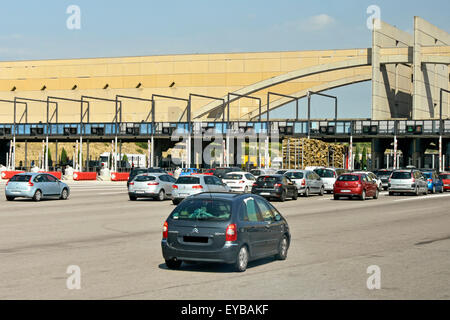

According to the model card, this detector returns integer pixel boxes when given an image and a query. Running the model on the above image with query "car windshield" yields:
[176,177,200,184]
[131,169,148,176]
[224,174,243,180]
[171,199,232,221]
[315,169,335,178]
[9,175,31,182]
[440,174,450,179]
[134,175,156,182]
[391,172,412,179]
[337,175,359,182]
[285,172,304,179]
[422,172,432,178]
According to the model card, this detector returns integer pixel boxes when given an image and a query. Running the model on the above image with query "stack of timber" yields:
[282,138,347,169]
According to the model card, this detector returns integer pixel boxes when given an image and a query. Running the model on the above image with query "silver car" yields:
[172,175,231,205]
[5,172,70,201]
[128,173,177,201]
[388,169,428,196]
[284,170,325,197]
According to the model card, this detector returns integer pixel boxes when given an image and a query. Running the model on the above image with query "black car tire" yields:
[6,196,15,201]
[279,190,286,202]
[33,190,42,202]
[304,188,310,198]
[157,189,165,201]
[275,235,289,260]
[360,190,366,201]
[334,194,340,200]
[60,188,69,200]
[292,190,298,200]
[373,189,379,200]
[129,195,137,201]
[319,186,324,196]
[234,246,249,272]
[172,199,181,205]
[165,259,182,270]
[389,191,394,196]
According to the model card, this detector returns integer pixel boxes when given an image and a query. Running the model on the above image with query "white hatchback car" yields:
[222,172,256,193]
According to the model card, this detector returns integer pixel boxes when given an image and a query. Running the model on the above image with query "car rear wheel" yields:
[60,188,69,200]
[33,190,42,202]
[234,246,249,272]
[360,190,366,201]
[165,259,182,270]
[275,235,289,260]
[334,194,340,200]
[304,188,310,198]
[129,195,137,201]
[279,190,286,202]
[373,189,379,200]
[319,186,324,196]
[157,189,165,201]
[6,196,15,201]
[292,190,298,200]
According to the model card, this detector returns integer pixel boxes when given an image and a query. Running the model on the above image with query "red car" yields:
[439,172,450,192]
[333,173,379,201]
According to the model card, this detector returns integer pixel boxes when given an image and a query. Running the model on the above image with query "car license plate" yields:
[135,190,145,194]
[260,192,271,196]
[341,190,351,193]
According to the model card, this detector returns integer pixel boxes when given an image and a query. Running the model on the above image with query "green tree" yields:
[60,148,68,165]
[361,146,367,170]
[354,144,361,169]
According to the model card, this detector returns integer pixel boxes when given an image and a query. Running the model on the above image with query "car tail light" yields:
[192,185,203,189]
[148,182,159,186]
[412,178,415,183]
[172,185,178,189]
[239,180,245,184]
[225,224,237,242]
[274,183,282,188]
[252,183,257,187]
[301,179,306,186]
[129,182,134,186]
[162,221,168,240]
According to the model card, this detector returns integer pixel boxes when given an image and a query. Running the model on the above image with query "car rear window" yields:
[250,170,262,176]
[285,172,304,179]
[171,199,232,221]
[131,169,147,176]
[134,175,156,182]
[376,171,392,177]
[224,174,243,180]
[9,175,31,182]
[315,169,335,178]
[337,175,360,182]
[256,176,279,183]
[440,174,450,179]
[176,177,200,184]
[391,172,412,179]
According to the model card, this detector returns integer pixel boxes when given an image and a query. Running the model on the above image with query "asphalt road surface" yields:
[0,180,449,300]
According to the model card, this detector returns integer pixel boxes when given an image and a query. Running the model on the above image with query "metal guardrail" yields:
[0,119,450,138]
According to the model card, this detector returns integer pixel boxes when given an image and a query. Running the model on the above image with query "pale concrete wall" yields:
[372,19,414,120]
[413,17,450,119]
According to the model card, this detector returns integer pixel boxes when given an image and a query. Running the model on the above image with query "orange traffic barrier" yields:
[1,171,25,180]
[111,172,130,181]
[73,172,97,181]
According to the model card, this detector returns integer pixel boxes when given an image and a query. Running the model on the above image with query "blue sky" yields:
[0,0,449,119]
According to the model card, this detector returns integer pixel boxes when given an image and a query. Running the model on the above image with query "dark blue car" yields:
[421,170,444,194]
[161,193,290,272]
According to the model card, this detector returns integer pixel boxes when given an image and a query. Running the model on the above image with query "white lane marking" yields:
[394,194,450,202]
[97,191,127,195]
